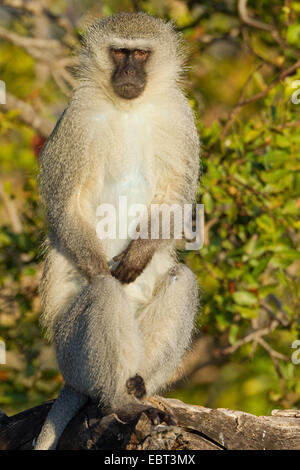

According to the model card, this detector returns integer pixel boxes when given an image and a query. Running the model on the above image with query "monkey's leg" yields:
[36,276,145,449]
[35,385,86,450]
[55,275,145,411]
[137,264,199,396]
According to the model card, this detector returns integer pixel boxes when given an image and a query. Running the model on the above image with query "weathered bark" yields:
[0,396,299,450]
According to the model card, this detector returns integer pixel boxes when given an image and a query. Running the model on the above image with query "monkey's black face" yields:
[110,48,151,100]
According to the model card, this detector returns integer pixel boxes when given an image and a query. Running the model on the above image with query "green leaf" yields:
[232,305,259,319]
[252,255,272,278]
[287,24,300,46]
[233,291,258,306]
[229,324,239,345]
[202,192,214,214]
[258,283,278,297]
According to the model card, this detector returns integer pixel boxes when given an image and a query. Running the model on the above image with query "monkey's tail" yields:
[34,384,87,450]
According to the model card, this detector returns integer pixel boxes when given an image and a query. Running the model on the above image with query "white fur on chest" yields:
[93,106,156,261]
[88,104,175,313]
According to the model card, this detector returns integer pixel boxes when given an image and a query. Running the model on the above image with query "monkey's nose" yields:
[123,67,135,78]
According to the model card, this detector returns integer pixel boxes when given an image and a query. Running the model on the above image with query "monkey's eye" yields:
[110,49,127,61]
[133,50,150,62]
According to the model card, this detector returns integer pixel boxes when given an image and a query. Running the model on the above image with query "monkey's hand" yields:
[112,239,155,284]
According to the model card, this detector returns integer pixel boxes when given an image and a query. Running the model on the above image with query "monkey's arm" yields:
[40,104,110,281]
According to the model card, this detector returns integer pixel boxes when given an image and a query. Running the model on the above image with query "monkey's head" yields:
[79,13,185,103]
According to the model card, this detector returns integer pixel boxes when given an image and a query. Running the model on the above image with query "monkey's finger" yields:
[119,272,132,283]
[122,269,133,282]
[113,253,124,262]
[112,264,128,281]
[159,411,177,426]
[111,261,125,276]
[146,408,177,426]
[113,264,142,283]
[113,247,130,262]
[120,269,138,284]
[153,415,160,426]
[111,268,123,280]
[145,408,161,426]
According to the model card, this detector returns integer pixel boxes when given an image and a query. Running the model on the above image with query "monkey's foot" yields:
[116,403,177,427]
[143,407,177,426]
[126,374,146,399]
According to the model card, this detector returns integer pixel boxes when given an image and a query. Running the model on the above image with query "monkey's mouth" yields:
[113,82,145,100]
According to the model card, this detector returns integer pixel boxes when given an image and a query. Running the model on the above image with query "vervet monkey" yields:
[35,12,200,450]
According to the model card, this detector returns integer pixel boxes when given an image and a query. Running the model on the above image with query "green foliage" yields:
[0,179,62,414]
[177,80,300,411]
[0,0,299,416]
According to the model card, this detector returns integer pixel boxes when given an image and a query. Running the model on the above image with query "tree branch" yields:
[1,397,300,450]
[238,0,285,48]
[238,0,274,32]
[0,25,64,51]
[0,91,53,138]
[0,182,22,233]
[0,0,44,16]
[221,59,300,138]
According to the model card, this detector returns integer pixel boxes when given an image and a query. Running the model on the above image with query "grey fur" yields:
[35,12,200,450]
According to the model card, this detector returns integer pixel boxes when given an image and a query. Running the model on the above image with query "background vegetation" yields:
[0,0,299,416]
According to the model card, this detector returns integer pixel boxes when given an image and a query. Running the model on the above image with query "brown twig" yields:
[0,25,63,51]
[0,20,78,95]
[0,0,76,46]
[0,91,53,138]
[222,320,279,355]
[256,337,289,361]
[274,119,300,130]
[0,0,43,15]
[238,0,285,49]
[221,59,300,138]
[0,181,22,233]
[238,0,274,32]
